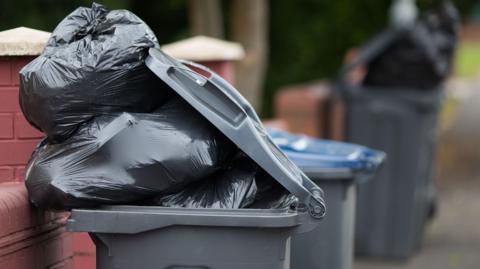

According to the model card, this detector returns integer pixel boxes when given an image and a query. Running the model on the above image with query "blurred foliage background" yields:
[0,0,477,116]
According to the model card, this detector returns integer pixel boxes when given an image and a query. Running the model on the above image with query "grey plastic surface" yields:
[68,206,310,233]
[291,169,356,269]
[145,48,325,219]
[68,205,312,269]
[343,84,442,259]
[299,167,353,180]
[90,226,291,269]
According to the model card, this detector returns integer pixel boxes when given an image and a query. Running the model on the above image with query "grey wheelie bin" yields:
[68,206,317,269]
[336,13,455,258]
[269,129,385,269]
[67,48,326,269]
[344,86,443,260]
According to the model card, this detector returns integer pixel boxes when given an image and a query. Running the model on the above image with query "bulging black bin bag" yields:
[19,3,170,142]
[25,97,234,210]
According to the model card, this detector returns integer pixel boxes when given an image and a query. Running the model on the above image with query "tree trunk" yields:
[231,0,269,111]
[188,0,223,38]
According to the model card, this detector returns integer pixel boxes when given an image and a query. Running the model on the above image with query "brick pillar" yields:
[162,35,245,84]
[0,56,44,183]
[0,27,74,269]
[0,27,48,182]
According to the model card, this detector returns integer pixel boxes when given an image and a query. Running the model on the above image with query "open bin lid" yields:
[145,48,325,219]
[267,129,385,181]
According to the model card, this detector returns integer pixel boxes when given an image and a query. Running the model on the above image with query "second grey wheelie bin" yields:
[269,129,385,269]
[343,84,443,260]
[67,48,326,269]
[336,3,457,257]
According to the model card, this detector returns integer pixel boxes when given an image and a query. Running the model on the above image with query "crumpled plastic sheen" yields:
[155,153,299,210]
[155,155,259,209]
[19,3,171,142]
[25,97,234,210]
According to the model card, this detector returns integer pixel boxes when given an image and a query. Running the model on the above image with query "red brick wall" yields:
[0,57,43,183]
[0,56,95,269]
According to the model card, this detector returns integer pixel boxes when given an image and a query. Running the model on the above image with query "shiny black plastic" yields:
[155,153,298,210]
[248,170,299,210]
[25,97,234,210]
[155,156,258,209]
[19,3,170,142]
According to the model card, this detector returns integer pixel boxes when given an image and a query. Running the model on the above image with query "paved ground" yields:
[354,176,480,269]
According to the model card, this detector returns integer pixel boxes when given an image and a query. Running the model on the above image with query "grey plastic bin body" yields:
[344,86,442,259]
[292,168,356,269]
[68,206,315,269]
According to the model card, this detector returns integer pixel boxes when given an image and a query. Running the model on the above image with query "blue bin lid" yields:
[268,129,385,178]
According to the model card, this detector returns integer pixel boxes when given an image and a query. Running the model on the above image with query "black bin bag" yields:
[155,153,299,210]
[155,155,259,209]
[25,97,234,210]
[19,3,171,142]
[363,0,459,89]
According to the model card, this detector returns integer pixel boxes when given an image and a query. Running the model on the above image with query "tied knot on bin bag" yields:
[20,2,170,143]
[23,3,298,211]
[48,3,109,46]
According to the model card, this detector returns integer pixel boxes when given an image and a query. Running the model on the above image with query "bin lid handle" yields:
[146,48,325,219]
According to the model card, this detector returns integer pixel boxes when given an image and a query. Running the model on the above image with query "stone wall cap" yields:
[0,27,50,56]
[162,35,245,61]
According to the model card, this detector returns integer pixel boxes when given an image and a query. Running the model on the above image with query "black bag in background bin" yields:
[19,3,171,142]
[25,97,234,210]
[363,0,459,89]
